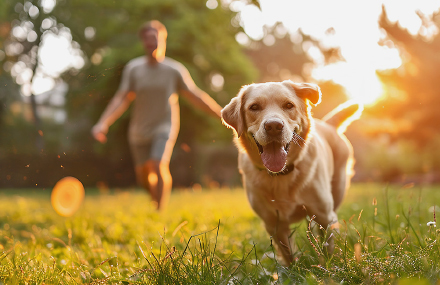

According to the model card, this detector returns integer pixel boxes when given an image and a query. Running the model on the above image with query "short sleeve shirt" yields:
[118,56,194,144]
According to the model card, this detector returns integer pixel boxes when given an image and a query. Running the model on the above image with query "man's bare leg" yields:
[135,134,175,210]
[135,163,159,208]
[142,160,171,210]
[158,160,172,210]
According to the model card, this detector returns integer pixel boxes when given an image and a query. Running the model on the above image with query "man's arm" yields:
[172,60,221,119]
[180,87,222,119]
[91,91,135,143]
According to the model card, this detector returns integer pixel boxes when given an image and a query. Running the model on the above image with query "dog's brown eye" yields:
[249,104,260,111]
[285,102,294,109]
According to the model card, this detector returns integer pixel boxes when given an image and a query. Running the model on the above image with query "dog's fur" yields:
[221,80,361,265]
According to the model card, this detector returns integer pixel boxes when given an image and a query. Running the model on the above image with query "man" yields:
[92,20,222,210]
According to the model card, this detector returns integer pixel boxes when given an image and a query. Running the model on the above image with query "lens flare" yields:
[51,176,85,217]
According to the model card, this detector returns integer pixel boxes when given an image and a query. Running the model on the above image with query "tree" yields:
[372,6,440,144]
[244,22,349,117]
[57,0,258,187]
[1,0,77,151]
[0,0,257,187]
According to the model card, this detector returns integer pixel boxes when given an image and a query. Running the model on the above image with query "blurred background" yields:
[1,0,440,189]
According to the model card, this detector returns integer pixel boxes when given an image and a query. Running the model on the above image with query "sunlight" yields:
[312,45,402,105]
[28,29,85,96]
[39,31,85,77]
[385,1,440,36]
[239,3,265,40]
[313,63,385,105]
[32,73,55,94]
[238,0,440,105]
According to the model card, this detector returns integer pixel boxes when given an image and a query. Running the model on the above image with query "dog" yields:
[221,80,361,265]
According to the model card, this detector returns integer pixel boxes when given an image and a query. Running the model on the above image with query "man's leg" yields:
[131,142,149,190]
[144,159,172,210]
[134,163,158,208]
[145,134,175,210]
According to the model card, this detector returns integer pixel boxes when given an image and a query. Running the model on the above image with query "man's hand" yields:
[91,123,108,143]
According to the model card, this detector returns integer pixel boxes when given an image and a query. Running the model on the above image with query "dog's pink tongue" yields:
[261,142,287,173]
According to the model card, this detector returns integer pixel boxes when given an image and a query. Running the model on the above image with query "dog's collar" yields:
[256,163,295,176]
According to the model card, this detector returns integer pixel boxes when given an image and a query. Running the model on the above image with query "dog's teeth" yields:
[285,142,290,152]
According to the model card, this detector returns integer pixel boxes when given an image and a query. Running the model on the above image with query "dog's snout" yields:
[264,119,284,136]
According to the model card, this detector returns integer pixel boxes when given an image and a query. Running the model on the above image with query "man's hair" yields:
[138,20,168,39]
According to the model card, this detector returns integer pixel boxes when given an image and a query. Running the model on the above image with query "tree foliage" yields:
[372,6,440,144]
[0,0,257,187]
[245,23,349,118]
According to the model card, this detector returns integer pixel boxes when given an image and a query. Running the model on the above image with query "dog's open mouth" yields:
[253,136,290,173]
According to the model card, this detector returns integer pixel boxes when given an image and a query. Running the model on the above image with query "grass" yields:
[0,183,440,284]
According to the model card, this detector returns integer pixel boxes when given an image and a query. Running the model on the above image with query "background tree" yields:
[357,6,440,181]
[0,0,77,151]
[0,0,257,188]
[372,6,440,144]
[244,22,349,118]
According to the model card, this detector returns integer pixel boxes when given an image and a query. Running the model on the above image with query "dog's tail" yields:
[322,100,363,133]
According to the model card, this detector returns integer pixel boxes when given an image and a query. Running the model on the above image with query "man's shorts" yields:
[129,135,169,166]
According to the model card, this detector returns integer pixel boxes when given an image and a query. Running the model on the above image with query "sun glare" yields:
[30,0,440,105]
[239,0,440,105]
[29,29,85,96]
[312,44,402,105]
[312,63,385,105]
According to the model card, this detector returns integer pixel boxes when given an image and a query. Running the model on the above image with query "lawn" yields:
[1,183,440,284]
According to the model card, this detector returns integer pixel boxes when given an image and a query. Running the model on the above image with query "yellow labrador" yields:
[221,80,361,265]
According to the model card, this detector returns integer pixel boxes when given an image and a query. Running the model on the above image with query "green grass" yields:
[1,183,440,284]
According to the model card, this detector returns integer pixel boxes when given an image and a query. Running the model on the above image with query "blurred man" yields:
[92,20,222,210]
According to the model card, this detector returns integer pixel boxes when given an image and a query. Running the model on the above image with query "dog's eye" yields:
[284,102,294,109]
[249,104,260,111]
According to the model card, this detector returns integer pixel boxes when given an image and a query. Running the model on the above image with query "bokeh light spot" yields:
[206,0,218,10]
[51,176,85,217]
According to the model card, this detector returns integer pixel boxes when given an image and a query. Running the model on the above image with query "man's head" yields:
[139,20,167,62]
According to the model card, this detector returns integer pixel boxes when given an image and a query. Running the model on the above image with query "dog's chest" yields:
[252,176,303,220]
[239,153,307,221]
[267,190,297,218]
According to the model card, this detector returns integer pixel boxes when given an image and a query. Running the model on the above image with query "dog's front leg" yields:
[263,215,295,266]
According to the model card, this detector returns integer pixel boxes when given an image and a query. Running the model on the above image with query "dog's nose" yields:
[264,119,284,136]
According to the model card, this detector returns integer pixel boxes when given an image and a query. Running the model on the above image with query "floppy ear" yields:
[284,80,322,106]
[221,88,247,138]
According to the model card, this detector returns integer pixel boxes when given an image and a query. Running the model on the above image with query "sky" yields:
[237,0,440,105]
[26,0,440,106]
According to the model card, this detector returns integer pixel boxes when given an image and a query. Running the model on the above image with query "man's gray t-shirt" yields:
[118,56,194,144]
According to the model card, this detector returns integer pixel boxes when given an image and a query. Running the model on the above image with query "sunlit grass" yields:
[0,183,440,284]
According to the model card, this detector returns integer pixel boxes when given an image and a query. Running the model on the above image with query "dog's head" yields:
[222,80,321,173]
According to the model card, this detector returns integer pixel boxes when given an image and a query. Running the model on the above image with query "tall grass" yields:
[0,183,439,284]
